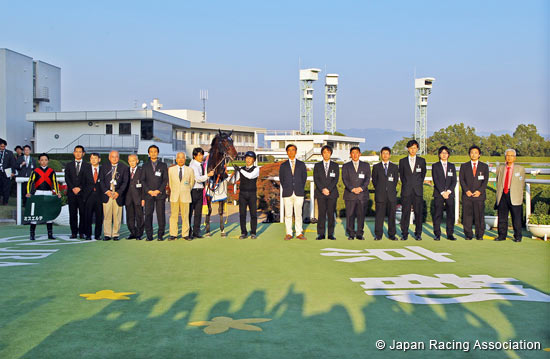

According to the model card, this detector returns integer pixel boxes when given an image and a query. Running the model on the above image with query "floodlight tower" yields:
[324,74,339,134]
[299,68,321,135]
[414,77,435,155]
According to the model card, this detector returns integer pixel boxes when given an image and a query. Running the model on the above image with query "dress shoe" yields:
[103,236,111,241]
[85,236,92,240]
[388,236,397,241]
[158,236,165,241]
[494,237,506,241]
[284,234,292,240]
[328,235,336,240]
[127,235,136,240]
[434,236,440,241]
[400,236,408,241]
[513,238,522,242]
[250,234,257,239]
[70,234,78,239]
[193,234,203,239]
[79,234,85,239]
[296,234,306,240]
[476,237,483,241]
[113,237,120,241]
[136,236,142,240]
[465,237,473,240]
[168,236,177,241]
[374,237,382,241]
[239,234,248,239]
[356,235,364,240]
[447,235,457,241]
[415,235,422,241]
[185,236,193,241]
[348,236,354,240]
[316,235,325,240]
[146,237,154,241]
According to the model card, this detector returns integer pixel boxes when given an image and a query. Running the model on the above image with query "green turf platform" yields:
[1,221,549,358]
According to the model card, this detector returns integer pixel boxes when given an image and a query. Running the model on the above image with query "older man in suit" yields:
[342,146,370,240]
[494,149,526,242]
[432,146,457,241]
[99,150,129,241]
[314,145,340,240]
[142,145,169,241]
[279,144,308,240]
[168,152,195,240]
[372,146,399,241]
[459,145,489,240]
[126,154,145,240]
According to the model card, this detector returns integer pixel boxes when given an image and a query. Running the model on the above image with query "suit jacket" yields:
[0,149,16,175]
[99,162,129,206]
[459,161,489,201]
[125,166,145,205]
[342,161,370,201]
[432,161,457,199]
[142,160,169,200]
[399,156,427,197]
[371,161,399,203]
[279,159,307,198]
[313,160,340,199]
[496,164,525,206]
[81,165,103,202]
[65,160,91,197]
[16,155,37,177]
[168,165,195,203]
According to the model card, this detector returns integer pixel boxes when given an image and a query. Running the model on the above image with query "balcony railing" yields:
[48,134,139,153]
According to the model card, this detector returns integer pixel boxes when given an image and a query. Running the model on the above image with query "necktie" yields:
[443,163,447,178]
[504,166,512,194]
[152,161,156,172]
[93,168,98,191]
[384,163,388,176]
[410,157,415,172]
[324,162,329,176]
[76,161,81,176]
[291,160,295,175]
[131,168,135,179]
[473,163,477,176]
[111,166,117,191]
[201,163,205,176]
[179,167,183,181]
[0,150,4,166]
[353,161,358,172]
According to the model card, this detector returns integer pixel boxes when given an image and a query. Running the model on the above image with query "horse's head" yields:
[214,129,238,160]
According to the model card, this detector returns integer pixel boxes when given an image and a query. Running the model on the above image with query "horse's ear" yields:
[228,130,233,137]
[218,129,222,136]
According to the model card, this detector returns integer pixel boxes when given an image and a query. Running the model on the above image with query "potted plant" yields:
[527,202,550,240]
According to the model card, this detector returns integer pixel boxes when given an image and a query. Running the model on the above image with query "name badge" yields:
[447,171,453,176]
[155,171,161,177]
[388,176,394,182]
[329,172,336,178]
[136,183,142,188]
[416,167,421,173]
[184,181,190,185]
[478,175,484,180]
[358,173,365,179]
[519,176,523,180]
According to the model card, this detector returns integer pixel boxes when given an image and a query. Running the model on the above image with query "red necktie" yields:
[503,166,512,194]
[93,168,98,191]
[472,163,477,176]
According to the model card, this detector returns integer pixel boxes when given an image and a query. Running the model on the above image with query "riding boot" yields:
[30,224,36,241]
[47,223,56,239]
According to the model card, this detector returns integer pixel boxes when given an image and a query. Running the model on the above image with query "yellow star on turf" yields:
[189,316,271,334]
[80,290,136,300]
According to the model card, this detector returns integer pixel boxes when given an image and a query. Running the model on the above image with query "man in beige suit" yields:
[169,152,195,241]
[494,149,525,242]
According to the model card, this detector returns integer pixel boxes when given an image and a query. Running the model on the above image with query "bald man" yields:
[99,150,129,241]
[168,152,195,240]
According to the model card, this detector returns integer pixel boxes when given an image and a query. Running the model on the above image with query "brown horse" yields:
[204,130,238,237]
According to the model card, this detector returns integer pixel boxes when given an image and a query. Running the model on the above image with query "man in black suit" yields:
[99,150,129,241]
[279,144,308,240]
[125,154,145,240]
[372,146,399,240]
[142,145,169,241]
[432,146,457,241]
[342,146,370,240]
[314,145,340,240]
[81,153,103,240]
[16,145,37,206]
[459,145,489,240]
[398,139,427,241]
[0,138,16,205]
[65,145,91,238]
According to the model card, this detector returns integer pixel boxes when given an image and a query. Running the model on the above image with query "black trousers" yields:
[68,193,86,236]
[462,197,485,239]
[317,196,337,236]
[433,196,455,237]
[0,172,11,204]
[498,192,522,240]
[401,193,423,237]
[189,188,203,236]
[375,199,397,238]
[22,181,28,206]
[145,198,166,238]
[345,199,365,237]
[239,191,257,235]
[84,193,103,238]
[126,200,144,237]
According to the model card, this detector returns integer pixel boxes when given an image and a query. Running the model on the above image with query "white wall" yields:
[34,61,61,112]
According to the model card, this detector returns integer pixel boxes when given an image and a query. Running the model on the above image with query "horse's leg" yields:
[205,197,212,236]
[219,201,226,237]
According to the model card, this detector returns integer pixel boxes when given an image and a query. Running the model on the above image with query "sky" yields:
[1,0,548,135]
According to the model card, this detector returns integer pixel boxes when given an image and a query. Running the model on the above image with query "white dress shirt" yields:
[189,159,208,189]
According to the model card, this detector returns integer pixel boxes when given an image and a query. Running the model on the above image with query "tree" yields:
[480,133,516,156]
[391,135,413,155]
[427,123,481,155]
[513,124,549,156]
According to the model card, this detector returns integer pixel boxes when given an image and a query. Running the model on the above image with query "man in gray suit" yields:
[494,149,526,242]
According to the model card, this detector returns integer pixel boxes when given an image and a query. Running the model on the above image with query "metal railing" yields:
[48,134,139,153]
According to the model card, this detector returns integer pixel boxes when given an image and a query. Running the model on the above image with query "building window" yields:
[119,123,131,135]
[106,124,113,135]
[141,120,153,140]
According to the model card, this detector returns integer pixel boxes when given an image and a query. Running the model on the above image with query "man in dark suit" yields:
[459,145,489,240]
[342,146,370,240]
[398,139,427,241]
[125,154,145,240]
[372,146,399,240]
[0,138,16,205]
[314,145,340,240]
[142,145,169,241]
[99,150,129,241]
[432,146,457,241]
[65,145,91,238]
[279,144,308,240]
[81,153,103,240]
[16,145,37,206]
